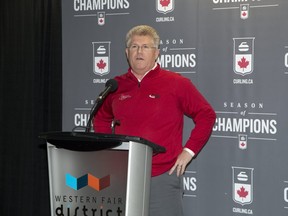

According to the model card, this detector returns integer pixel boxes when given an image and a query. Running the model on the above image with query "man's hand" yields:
[169,150,193,176]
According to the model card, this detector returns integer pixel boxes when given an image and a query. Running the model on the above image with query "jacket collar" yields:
[128,63,160,81]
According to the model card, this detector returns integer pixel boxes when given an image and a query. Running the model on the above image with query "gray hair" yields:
[125,25,160,48]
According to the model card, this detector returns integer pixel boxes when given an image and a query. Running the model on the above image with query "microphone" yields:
[96,79,118,102]
[85,79,118,132]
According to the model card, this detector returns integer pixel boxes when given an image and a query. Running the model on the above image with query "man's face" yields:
[125,35,159,77]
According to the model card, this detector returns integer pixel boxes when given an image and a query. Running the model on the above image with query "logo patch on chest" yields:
[119,94,132,101]
[149,94,160,99]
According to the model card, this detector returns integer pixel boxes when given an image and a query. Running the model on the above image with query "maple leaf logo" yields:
[160,0,170,7]
[97,59,106,71]
[238,57,249,71]
[237,186,249,199]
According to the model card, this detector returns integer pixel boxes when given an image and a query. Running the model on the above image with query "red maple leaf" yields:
[242,12,247,17]
[160,0,170,7]
[97,59,106,70]
[237,186,248,198]
[238,57,249,71]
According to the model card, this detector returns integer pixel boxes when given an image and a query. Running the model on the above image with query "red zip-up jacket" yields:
[93,64,216,176]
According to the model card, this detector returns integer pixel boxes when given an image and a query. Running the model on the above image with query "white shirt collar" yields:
[131,63,157,82]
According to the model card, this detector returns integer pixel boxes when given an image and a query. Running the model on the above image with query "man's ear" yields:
[155,49,160,61]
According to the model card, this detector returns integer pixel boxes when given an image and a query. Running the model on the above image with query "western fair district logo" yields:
[66,173,110,191]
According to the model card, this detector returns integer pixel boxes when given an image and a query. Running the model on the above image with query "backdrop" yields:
[1,0,288,216]
[61,0,288,216]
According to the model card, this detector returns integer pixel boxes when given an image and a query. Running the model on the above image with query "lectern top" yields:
[39,131,166,153]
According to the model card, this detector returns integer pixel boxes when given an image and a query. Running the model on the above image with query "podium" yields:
[40,132,165,216]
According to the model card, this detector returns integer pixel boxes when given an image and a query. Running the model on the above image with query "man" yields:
[93,25,216,216]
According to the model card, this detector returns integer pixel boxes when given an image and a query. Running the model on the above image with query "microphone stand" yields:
[85,98,104,133]
[84,79,118,133]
